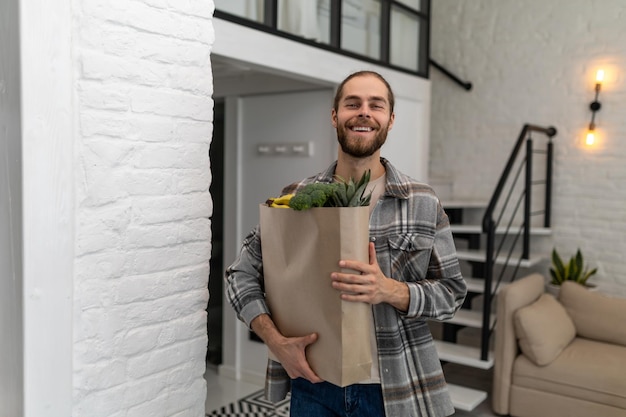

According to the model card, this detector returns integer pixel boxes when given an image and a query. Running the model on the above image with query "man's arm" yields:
[225,227,323,383]
[407,201,467,320]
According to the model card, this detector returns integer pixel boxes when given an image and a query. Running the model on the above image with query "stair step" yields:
[450,224,552,236]
[456,249,544,267]
[434,340,494,370]
[447,309,495,329]
[442,200,487,209]
[464,277,507,294]
[447,383,488,412]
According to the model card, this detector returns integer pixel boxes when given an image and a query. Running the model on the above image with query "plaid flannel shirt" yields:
[225,158,467,417]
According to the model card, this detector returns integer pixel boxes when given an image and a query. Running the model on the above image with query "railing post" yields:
[523,138,533,259]
[545,140,554,228]
[481,218,495,361]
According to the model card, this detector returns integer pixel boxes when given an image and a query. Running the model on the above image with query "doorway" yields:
[206,56,342,376]
[207,100,225,367]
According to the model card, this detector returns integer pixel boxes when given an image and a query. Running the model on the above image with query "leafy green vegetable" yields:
[331,169,372,207]
[287,183,336,210]
[288,170,373,211]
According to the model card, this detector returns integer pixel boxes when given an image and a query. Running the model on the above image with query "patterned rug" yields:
[206,390,290,417]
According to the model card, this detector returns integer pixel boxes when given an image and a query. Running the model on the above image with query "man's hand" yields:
[331,242,409,312]
[250,314,323,383]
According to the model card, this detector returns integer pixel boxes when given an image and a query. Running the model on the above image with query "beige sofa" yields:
[492,273,626,417]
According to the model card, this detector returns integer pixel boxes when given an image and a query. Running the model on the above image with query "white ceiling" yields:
[211,55,332,98]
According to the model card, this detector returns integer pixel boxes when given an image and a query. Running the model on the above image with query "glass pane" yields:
[215,0,265,23]
[277,0,331,44]
[395,0,421,11]
[390,6,419,71]
[341,0,381,59]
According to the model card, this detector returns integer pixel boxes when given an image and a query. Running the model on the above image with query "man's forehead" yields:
[340,75,389,101]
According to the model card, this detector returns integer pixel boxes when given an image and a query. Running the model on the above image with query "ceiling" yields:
[211,55,332,98]
[212,56,255,79]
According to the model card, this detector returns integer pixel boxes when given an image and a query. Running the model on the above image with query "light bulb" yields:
[586,131,595,146]
[595,69,605,83]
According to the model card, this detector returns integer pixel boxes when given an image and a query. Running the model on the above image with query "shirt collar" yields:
[315,158,411,200]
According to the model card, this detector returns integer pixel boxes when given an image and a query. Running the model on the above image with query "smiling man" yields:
[333,72,394,160]
[226,70,467,417]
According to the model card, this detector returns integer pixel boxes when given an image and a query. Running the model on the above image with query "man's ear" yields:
[331,108,338,128]
[388,112,395,130]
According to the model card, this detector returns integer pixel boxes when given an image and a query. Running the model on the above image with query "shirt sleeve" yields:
[224,226,271,328]
[404,201,467,320]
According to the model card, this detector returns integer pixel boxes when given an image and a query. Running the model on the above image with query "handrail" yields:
[482,124,556,233]
[479,123,557,361]
[429,59,472,91]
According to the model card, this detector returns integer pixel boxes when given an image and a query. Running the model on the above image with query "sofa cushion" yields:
[559,281,626,347]
[513,337,626,409]
[514,293,576,366]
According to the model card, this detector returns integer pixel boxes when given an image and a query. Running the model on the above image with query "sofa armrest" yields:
[492,273,545,415]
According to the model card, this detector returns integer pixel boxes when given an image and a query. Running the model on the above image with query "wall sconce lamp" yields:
[586,69,604,145]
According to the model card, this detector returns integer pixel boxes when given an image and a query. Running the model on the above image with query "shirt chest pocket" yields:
[387,233,434,281]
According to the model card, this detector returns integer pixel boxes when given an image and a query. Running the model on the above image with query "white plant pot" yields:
[545,282,596,298]
[545,283,561,297]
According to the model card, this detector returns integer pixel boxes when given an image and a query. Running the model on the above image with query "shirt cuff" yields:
[405,282,425,318]
[240,298,271,328]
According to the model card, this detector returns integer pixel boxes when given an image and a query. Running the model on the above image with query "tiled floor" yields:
[204,363,499,416]
[204,365,262,413]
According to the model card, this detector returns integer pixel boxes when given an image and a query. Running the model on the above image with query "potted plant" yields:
[546,248,598,296]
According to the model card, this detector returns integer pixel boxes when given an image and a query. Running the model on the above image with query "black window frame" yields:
[214,0,431,78]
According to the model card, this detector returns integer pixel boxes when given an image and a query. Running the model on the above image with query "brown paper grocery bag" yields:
[259,204,372,387]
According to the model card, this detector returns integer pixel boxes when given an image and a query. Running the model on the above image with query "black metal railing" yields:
[429,59,472,91]
[479,124,557,360]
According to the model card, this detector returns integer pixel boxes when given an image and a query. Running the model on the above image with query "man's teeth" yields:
[351,127,374,132]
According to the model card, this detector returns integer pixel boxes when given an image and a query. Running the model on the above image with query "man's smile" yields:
[350,126,375,132]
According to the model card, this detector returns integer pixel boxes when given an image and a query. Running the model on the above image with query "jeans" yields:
[290,378,385,417]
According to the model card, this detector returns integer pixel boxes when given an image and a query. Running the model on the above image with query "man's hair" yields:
[333,71,395,113]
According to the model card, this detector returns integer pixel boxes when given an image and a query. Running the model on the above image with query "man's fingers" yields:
[300,332,318,347]
[295,333,322,383]
[368,242,378,266]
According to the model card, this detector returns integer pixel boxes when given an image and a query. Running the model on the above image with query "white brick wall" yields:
[72,1,215,416]
[430,0,626,286]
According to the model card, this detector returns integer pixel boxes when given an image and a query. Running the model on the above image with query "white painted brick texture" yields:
[430,0,626,286]
[73,1,215,416]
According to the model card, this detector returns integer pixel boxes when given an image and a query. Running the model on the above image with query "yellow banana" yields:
[273,194,294,205]
[266,193,294,208]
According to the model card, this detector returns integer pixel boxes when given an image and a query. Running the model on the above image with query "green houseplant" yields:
[549,248,598,287]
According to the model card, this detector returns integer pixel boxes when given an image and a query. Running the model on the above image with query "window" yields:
[390,5,420,72]
[214,0,265,23]
[396,0,421,11]
[276,0,331,44]
[214,0,430,78]
[341,0,381,60]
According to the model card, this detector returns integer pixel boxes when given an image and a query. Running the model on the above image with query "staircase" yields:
[433,124,558,411]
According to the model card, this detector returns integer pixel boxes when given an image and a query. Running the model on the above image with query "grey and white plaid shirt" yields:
[226,158,467,417]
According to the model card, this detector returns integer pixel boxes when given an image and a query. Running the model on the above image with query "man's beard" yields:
[337,117,390,158]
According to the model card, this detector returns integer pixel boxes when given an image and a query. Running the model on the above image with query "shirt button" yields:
[370,237,376,242]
